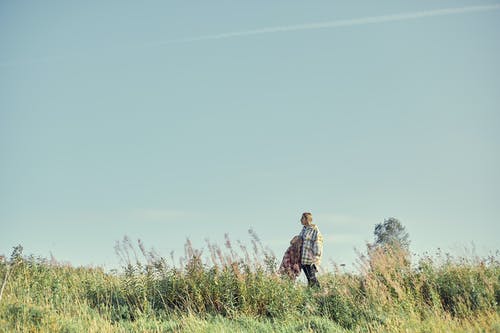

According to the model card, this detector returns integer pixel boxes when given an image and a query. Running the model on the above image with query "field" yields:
[1,234,499,332]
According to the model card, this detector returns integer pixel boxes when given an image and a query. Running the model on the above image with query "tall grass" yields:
[0,231,499,332]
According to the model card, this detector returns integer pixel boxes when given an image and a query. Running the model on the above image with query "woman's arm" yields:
[313,230,323,265]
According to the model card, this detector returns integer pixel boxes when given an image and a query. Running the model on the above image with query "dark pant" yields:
[302,264,320,288]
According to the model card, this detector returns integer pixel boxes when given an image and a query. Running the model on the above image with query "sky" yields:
[1,1,499,271]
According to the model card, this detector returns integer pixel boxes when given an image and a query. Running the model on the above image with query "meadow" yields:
[0,231,499,332]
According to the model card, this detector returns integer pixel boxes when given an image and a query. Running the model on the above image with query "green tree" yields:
[372,217,410,250]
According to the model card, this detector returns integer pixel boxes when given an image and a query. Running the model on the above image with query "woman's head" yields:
[300,212,313,226]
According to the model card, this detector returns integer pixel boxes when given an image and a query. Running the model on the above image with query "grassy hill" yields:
[0,237,498,332]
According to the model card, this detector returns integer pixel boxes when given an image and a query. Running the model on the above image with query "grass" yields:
[0,231,499,332]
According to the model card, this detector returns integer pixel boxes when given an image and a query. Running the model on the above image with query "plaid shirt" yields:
[279,236,302,280]
[300,224,323,265]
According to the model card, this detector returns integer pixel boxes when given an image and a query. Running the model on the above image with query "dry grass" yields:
[1,232,499,332]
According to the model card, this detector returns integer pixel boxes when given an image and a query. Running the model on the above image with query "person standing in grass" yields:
[299,212,323,288]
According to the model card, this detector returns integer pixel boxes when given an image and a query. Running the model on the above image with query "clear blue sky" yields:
[1,1,499,270]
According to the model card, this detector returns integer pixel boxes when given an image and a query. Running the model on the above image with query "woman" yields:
[299,212,323,288]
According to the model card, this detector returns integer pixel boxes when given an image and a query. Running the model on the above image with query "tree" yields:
[372,217,410,250]
[366,218,411,288]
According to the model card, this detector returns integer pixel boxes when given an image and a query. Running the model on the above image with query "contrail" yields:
[2,4,500,67]
[161,4,500,44]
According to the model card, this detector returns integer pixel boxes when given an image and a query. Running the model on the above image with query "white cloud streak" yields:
[168,4,500,43]
[315,213,373,227]
[2,4,499,67]
[324,233,366,244]
[134,209,195,222]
